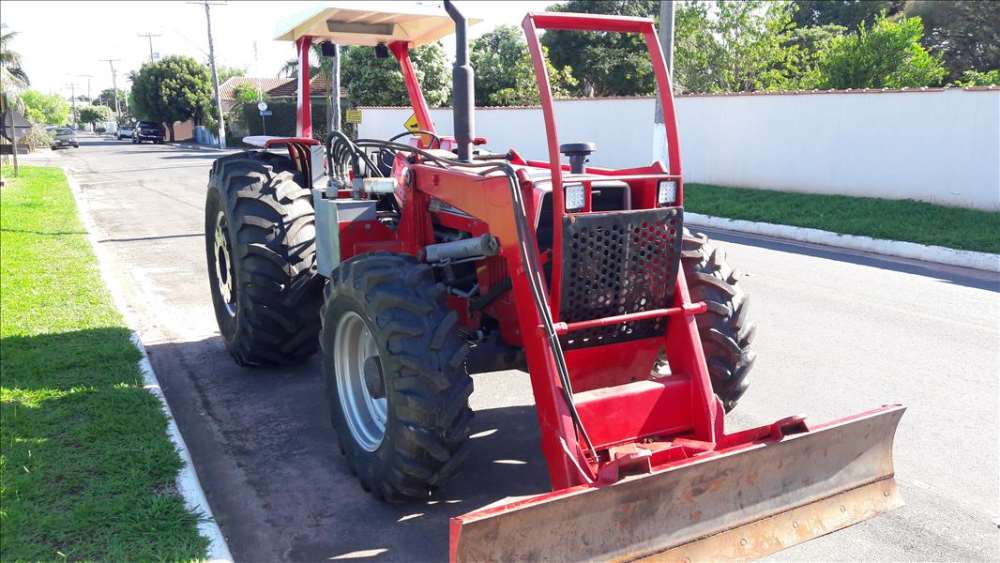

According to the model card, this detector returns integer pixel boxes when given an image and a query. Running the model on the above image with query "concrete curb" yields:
[64,168,234,562]
[686,212,1000,273]
[172,142,226,152]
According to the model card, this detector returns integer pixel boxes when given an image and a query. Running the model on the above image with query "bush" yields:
[21,126,54,150]
[818,14,947,89]
[952,69,1000,86]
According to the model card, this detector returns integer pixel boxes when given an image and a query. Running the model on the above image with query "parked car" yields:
[133,121,165,144]
[51,127,79,149]
[117,123,134,140]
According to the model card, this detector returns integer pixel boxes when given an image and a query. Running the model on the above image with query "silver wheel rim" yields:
[334,311,387,452]
[213,211,236,317]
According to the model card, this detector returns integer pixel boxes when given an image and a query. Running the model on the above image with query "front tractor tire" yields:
[681,229,757,412]
[205,151,323,366]
[322,253,473,501]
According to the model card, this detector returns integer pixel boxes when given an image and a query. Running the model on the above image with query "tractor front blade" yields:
[450,405,904,562]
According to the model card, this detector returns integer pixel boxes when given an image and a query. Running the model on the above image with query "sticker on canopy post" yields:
[403,112,432,147]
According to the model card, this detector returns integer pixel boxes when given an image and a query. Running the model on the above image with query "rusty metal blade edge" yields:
[632,478,903,562]
[450,406,904,563]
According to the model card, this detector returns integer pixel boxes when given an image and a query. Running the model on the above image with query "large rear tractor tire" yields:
[681,229,757,412]
[205,151,323,366]
[322,253,473,501]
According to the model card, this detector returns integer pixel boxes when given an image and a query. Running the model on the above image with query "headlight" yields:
[565,183,586,211]
[658,180,677,206]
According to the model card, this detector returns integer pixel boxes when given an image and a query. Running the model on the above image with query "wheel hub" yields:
[363,356,386,399]
[334,312,388,452]
[213,211,236,316]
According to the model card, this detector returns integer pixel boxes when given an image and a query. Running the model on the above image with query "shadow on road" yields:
[700,226,999,292]
[97,232,204,244]
[161,154,226,160]
[144,335,549,562]
[80,139,134,148]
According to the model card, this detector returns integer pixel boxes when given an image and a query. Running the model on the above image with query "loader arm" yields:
[445,10,905,561]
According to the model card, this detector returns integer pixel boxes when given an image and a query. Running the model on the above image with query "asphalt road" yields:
[55,136,998,562]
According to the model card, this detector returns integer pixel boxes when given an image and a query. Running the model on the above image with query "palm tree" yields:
[1,24,29,176]
[279,43,336,133]
[1,24,30,93]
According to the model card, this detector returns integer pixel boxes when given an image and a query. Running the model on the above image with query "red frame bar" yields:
[522,12,683,321]
[294,39,434,144]
[296,36,312,138]
[390,41,436,137]
[553,302,706,335]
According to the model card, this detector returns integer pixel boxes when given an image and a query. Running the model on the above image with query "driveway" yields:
[58,136,998,562]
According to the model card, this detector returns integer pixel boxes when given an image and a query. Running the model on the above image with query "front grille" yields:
[558,207,683,349]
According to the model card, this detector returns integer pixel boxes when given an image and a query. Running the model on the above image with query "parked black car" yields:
[133,121,165,144]
[51,127,79,149]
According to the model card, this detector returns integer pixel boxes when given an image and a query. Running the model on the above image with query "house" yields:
[219,76,345,112]
[219,77,289,112]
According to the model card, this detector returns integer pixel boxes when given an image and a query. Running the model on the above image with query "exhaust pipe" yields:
[445,0,474,161]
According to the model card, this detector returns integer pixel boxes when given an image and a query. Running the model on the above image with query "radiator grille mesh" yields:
[559,208,683,349]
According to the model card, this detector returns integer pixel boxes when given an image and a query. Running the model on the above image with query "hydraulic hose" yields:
[349,138,598,461]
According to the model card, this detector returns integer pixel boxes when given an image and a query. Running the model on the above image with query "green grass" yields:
[684,183,1000,254]
[0,166,208,560]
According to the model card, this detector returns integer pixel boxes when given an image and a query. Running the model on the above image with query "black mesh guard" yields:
[558,207,683,349]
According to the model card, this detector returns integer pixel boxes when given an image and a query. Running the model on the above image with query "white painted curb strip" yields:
[64,169,233,562]
[173,142,226,152]
[686,212,1000,273]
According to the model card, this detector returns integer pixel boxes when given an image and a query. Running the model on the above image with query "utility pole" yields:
[332,43,341,135]
[189,1,226,149]
[69,82,78,128]
[138,32,161,64]
[78,74,93,103]
[652,0,675,165]
[101,58,122,119]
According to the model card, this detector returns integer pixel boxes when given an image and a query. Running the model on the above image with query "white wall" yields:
[357,97,656,169]
[677,89,999,211]
[358,89,1000,211]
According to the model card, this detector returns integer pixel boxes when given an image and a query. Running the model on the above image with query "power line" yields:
[138,32,162,64]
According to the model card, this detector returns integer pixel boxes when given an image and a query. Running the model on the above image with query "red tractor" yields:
[205,3,904,560]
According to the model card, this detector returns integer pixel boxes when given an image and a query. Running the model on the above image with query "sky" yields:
[1,0,555,99]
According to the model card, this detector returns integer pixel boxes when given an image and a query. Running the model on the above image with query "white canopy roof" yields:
[274,1,482,47]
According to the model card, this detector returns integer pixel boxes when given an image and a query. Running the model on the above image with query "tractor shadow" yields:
[143,334,549,562]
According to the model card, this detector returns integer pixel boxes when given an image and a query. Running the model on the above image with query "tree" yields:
[674,1,810,93]
[783,24,847,89]
[19,90,70,125]
[216,66,246,85]
[817,14,947,89]
[130,55,213,141]
[341,43,451,107]
[97,88,128,109]
[1,24,27,176]
[904,1,1000,82]
[470,25,576,106]
[541,0,660,96]
[791,1,902,29]
[232,83,264,103]
[0,24,29,93]
[279,43,337,131]
[79,105,112,130]
[951,69,1000,87]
